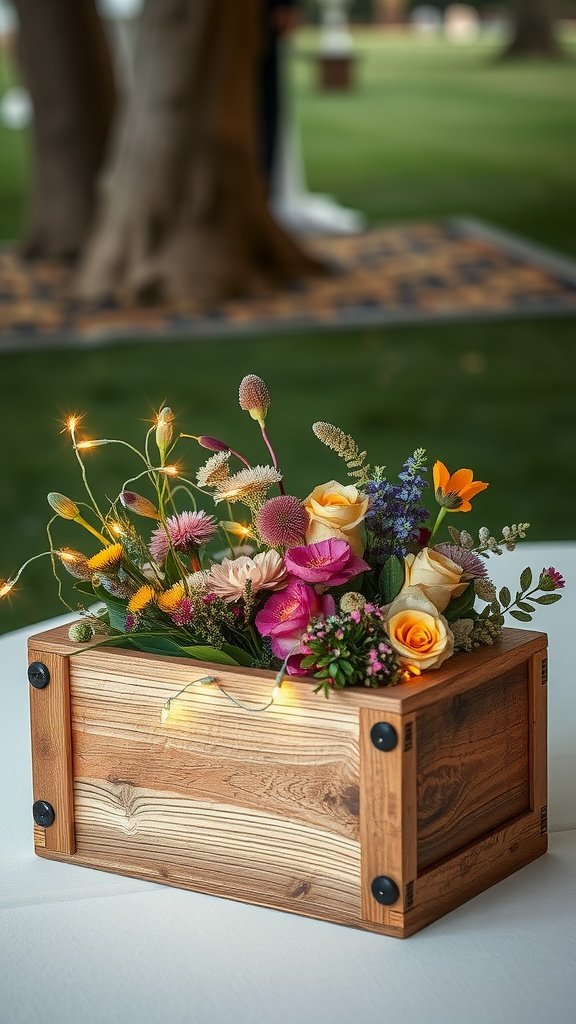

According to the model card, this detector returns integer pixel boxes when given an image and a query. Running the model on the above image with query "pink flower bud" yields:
[120,491,160,520]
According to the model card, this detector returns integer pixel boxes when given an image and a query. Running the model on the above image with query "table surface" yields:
[1,542,575,1024]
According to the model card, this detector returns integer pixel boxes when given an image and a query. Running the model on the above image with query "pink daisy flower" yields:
[149,511,217,562]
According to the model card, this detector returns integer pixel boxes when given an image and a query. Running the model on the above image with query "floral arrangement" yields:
[1,374,564,699]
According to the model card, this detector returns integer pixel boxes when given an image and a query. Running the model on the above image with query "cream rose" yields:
[304,480,369,556]
[403,549,467,613]
[384,586,454,670]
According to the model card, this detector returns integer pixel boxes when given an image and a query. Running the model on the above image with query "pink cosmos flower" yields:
[149,511,217,562]
[255,579,335,660]
[284,538,369,587]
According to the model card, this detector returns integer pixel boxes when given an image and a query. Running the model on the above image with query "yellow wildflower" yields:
[157,582,186,613]
[87,544,123,572]
[127,585,156,613]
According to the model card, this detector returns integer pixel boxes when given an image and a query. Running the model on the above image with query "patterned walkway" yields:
[1,218,575,352]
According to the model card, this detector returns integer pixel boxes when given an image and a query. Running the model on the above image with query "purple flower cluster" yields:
[365,451,429,564]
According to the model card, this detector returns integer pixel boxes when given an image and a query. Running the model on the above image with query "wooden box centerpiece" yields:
[28,623,547,939]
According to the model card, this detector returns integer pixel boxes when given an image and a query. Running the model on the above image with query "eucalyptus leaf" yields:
[378,556,405,604]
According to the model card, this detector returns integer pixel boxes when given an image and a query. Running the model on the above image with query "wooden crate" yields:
[27,624,547,937]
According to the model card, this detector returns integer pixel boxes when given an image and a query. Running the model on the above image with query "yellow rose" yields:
[403,549,467,613]
[304,480,369,556]
[384,586,454,670]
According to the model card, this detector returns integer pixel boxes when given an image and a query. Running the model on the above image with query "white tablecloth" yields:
[1,542,575,1024]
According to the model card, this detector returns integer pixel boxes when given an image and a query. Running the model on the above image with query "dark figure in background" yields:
[260,0,298,188]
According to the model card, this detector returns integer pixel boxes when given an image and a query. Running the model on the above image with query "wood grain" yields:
[28,623,547,711]
[72,779,362,926]
[28,647,75,854]
[70,655,361,841]
[529,650,548,824]
[360,710,417,928]
[406,813,547,936]
[416,663,530,868]
[27,625,548,938]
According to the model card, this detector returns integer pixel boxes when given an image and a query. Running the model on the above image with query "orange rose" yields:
[384,587,454,670]
[304,480,368,556]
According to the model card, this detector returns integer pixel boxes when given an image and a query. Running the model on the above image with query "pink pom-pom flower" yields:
[256,495,308,547]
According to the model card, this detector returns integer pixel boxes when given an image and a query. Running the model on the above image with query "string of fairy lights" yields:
[0,409,290,714]
[160,663,287,724]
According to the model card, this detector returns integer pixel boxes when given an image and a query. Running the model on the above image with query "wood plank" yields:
[406,811,546,936]
[28,647,75,854]
[72,779,362,926]
[70,656,361,842]
[360,710,417,928]
[528,650,548,827]
[29,623,547,711]
[416,662,530,869]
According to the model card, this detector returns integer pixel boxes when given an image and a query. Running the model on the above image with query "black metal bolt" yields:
[370,721,398,752]
[33,800,55,828]
[371,875,400,906]
[28,662,50,689]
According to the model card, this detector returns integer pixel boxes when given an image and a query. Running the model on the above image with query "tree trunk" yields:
[77,0,321,305]
[503,0,564,59]
[14,0,115,259]
[373,0,408,25]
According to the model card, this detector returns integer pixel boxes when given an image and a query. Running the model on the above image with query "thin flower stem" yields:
[429,506,447,544]
[74,515,110,547]
[70,421,107,526]
[260,425,285,495]
[46,516,75,613]
[179,434,251,468]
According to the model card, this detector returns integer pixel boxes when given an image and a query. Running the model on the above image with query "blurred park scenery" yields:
[0,0,575,632]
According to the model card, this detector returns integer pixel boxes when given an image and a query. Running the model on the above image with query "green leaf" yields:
[299,655,316,670]
[444,583,475,623]
[378,556,405,604]
[534,593,562,605]
[517,601,535,613]
[499,587,511,608]
[340,660,355,677]
[520,567,533,592]
[180,645,241,666]
[510,610,532,622]
[220,643,254,667]
[162,548,188,586]
[129,635,188,657]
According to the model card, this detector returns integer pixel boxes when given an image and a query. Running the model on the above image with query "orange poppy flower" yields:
[433,461,488,513]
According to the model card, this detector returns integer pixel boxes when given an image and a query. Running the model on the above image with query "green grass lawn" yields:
[1,32,576,632]
[295,30,576,255]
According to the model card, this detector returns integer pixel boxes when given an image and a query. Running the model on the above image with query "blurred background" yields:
[0,0,575,632]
